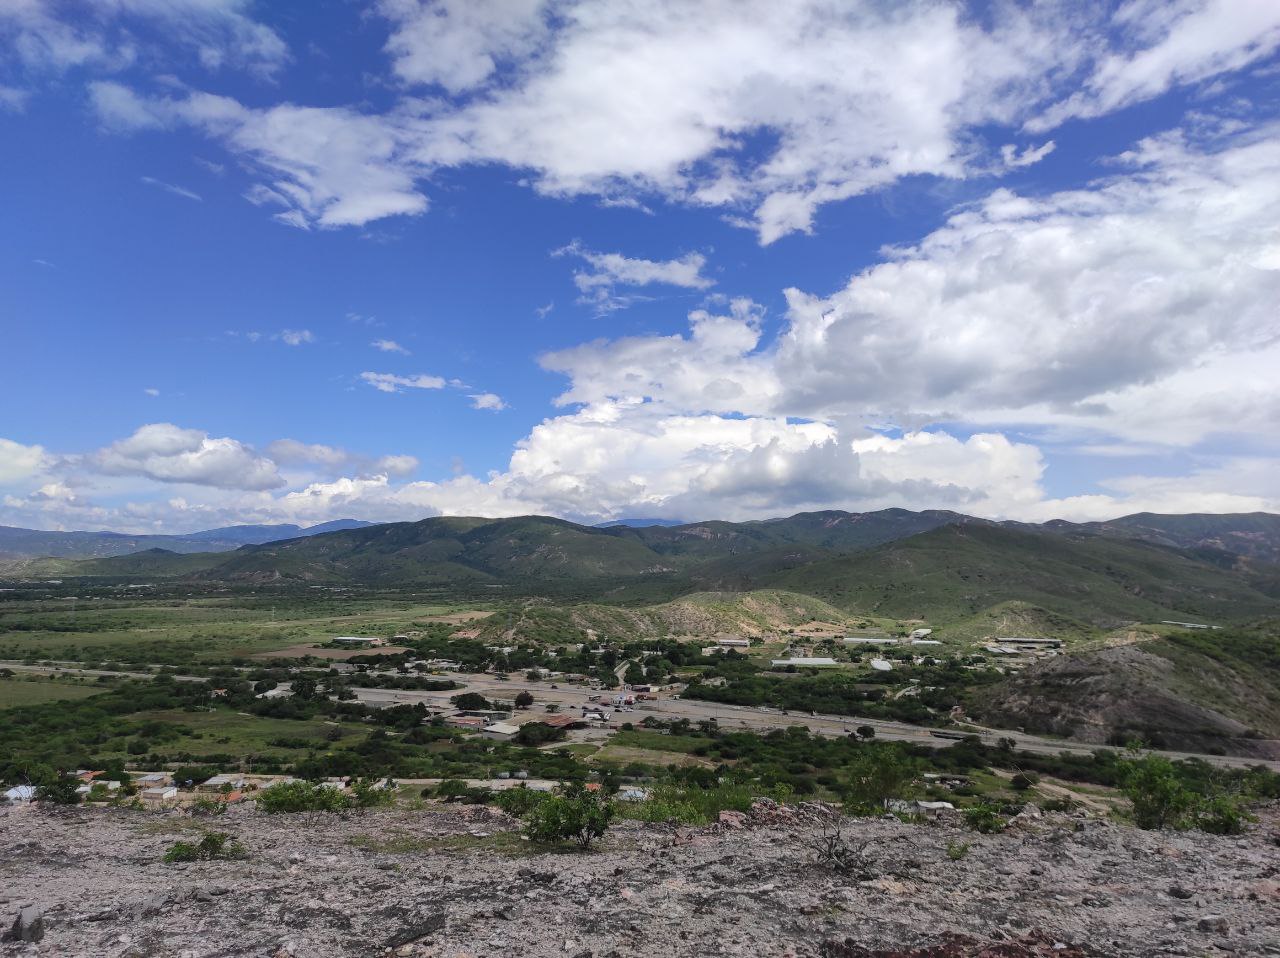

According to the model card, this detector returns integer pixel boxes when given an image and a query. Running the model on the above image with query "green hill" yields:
[762,523,1279,628]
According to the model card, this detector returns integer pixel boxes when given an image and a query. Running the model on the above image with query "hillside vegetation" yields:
[974,625,1280,757]
[7,511,1279,635]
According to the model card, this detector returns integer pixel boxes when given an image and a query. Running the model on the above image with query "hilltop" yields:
[4,801,1278,957]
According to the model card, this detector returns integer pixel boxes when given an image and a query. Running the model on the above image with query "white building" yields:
[909,628,933,640]
[141,785,178,804]
[869,658,894,671]
[771,657,839,667]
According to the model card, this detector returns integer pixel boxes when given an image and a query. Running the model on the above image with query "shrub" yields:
[1010,772,1040,791]
[350,778,396,809]
[493,785,547,817]
[189,797,227,817]
[258,781,350,814]
[163,832,246,863]
[946,841,970,860]
[841,745,915,814]
[514,722,565,747]
[38,773,81,805]
[1118,752,1198,830]
[524,784,614,849]
[514,691,535,708]
[964,802,1007,834]
[1195,795,1254,836]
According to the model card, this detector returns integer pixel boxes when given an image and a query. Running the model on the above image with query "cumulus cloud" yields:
[360,371,447,393]
[371,338,410,354]
[469,392,507,411]
[0,438,52,485]
[89,423,284,490]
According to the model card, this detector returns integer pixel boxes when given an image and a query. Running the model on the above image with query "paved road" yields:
[350,673,1280,772]
[7,660,1277,772]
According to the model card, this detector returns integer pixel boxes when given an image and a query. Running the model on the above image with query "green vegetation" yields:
[1117,749,1263,834]
[522,783,614,849]
[162,832,247,863]
[0,676,106,709]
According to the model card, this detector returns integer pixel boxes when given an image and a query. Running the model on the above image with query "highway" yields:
[349,672,1280,772]
[6,660,1277,772]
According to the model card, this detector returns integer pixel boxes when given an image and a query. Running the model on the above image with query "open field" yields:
[0,676,106,709]
[0,595,492,666]
[253,643,412,660]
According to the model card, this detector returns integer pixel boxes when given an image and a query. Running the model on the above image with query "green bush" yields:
[1195,795,1254,835]
[841,744,915,814]
[524,784,614,849]
[493,785,547,817]
[350,777,396,808]
[258,781,351,814]
[1009,772,1040,791]
[1118,752,1198,830]
[163,832,246,863]
[963,802,1006,834]
[945,841,970,860]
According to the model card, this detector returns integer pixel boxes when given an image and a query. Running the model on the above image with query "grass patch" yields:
[348,829,531,856]
[0,677,105,709]
[609,729,711,753]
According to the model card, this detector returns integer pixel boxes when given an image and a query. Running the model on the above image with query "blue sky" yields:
[2,0,1279,533]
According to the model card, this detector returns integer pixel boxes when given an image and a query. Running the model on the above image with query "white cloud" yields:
[360,371,447,393]
[140,175,202,201]
[76,3,1280,240]
[0,85,29,112]
[143,387,160,397]
[378,0,548,93]
[265,439,419,478]
[0,438,52,485]
[469,392,507,411]
[0,0,286,76]
[371,338,410,354]
[554,241,713,313]
[89,423,284,490]
[88,83,430,229]
[1030,0,1280,131]
[277,329,314,346]
[1000,141,1056,169]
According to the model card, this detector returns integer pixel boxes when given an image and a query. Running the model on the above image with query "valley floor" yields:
[3,801,1278,957]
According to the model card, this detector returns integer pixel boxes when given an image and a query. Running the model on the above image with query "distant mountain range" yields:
[7,508,1278,631]
[0,519,376,560]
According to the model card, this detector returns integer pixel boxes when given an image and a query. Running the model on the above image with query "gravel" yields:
[2,800,1278,957]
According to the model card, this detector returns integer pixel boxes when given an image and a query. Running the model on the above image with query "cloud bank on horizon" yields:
[1,0,1278,533]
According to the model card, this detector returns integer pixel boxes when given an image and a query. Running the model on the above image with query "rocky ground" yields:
[2,800,1279,957]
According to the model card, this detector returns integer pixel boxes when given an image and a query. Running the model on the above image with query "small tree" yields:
[524,784,613,849]
[841,745,914,814]
[855,726,875,741]
[1118,751,1198,830]
[514,690,535,709]
[39,773,82,805]
[451,692,493,711]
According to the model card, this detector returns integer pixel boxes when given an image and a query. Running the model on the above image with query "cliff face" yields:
[3,801,1279,957]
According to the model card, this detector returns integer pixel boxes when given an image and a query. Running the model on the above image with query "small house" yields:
[141,785,178,804]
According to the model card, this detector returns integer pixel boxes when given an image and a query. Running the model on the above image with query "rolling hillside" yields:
[762,523,1280,627]
[0,519,376,560]
[8,510,1278,632]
